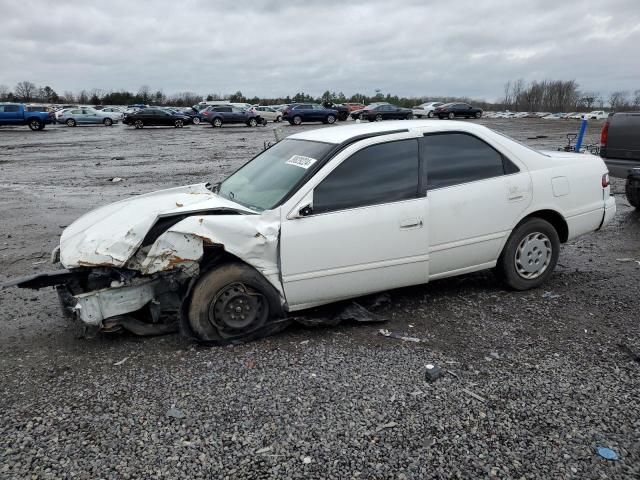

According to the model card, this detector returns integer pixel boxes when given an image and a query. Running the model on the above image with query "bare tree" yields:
[14,81,36,101]
[78,90,89,104]
[608,91,628,110]
[502,81,512,110]
[137,85,151,103]
[62,91,75,103]
[0,84,9,100]
[633,89,640,108]
[512,78,524,111]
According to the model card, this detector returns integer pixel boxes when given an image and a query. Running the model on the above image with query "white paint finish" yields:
[280,198,429,307]
[551,176,570,197]
[427,173,532,276]
[60,183,254,268]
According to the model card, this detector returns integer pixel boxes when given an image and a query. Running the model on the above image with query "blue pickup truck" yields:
[0,103,53,130]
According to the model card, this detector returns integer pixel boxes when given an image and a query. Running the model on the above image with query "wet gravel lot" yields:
[1,118,639,479]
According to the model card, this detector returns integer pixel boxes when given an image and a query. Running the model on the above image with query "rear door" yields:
[280,136,429,309]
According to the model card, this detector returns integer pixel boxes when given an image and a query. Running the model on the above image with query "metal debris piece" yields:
[113,357,129,366]
[378,329,421,343]
[110,177,123,183]
[462,388,486,403]
[376,421,398,432]
[293,301,385,327]
[302,456,312,464]
[256,446,273,454]
[542,291,561,299]
[425,364,443,382]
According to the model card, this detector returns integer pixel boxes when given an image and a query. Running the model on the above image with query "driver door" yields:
[280,136,429,310]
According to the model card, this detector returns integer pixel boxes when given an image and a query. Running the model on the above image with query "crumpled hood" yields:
[60,183,256,268]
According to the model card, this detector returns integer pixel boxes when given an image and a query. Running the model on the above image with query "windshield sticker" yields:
[286,155,318,169]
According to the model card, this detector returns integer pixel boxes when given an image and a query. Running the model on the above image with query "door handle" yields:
[400,218,423,229]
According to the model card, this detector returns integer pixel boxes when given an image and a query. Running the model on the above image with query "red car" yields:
[344,103,365,112]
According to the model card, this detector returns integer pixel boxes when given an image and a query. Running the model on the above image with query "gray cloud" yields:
[0,0,638,100]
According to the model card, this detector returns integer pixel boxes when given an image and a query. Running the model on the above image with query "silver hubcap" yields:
[515,232,552,279]
[214,119,221,126]
[193,117,200,124]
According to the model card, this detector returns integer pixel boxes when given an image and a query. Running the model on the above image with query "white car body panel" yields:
[255,107,282,122]
[412,102,443,117]
[53,120,614,323]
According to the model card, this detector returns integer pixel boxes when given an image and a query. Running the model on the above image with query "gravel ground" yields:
[1,118,639,479]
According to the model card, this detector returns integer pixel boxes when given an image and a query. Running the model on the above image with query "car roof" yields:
[288,119,489,144]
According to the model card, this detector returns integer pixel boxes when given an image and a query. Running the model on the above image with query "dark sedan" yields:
[434,103,483,119]
[200,105,266,127]
[350,103,413,122]
[123,109,192,128]
[282,104,339,125]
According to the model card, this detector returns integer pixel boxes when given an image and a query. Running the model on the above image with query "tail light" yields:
[600,120,609,146]
[602,173,610,188]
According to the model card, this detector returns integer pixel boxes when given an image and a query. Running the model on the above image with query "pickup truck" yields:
[600,112,640,208]
[0,103,53,130]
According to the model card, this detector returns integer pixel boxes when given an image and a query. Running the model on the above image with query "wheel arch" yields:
[516,209,569,243]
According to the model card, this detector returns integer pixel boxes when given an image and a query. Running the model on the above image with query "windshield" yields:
[218,139,333,211]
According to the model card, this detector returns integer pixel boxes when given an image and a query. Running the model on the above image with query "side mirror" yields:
[298,205,313,217]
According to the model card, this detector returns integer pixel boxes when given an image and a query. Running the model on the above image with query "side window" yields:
[421,133,514,190]
[5,105,20,112]
[313,139,419,214]
[71,109,82,114]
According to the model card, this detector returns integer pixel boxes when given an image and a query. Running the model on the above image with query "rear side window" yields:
[421,133,515,189]
[2,105,20,112]
[313,139,419,214]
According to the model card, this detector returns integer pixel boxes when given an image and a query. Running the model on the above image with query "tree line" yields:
[1,80,639,112]
[502,79,640,112]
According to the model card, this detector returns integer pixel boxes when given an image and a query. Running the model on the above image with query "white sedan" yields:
[585,110,609,120]
[6,121,615,343]
[255,106,283,122]
[412,102,444,118]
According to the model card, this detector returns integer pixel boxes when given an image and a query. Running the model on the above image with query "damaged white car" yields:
[5,121,616,343]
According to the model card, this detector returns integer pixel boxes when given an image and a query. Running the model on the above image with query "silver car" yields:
[57,107,119,127]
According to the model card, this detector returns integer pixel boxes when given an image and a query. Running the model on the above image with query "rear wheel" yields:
[134,120,144,129]
[188,263,284,343]
[66,118,76,127]
[375,114,383,122]
[475,111,482,119]
[28,119,42,131]
[626,176,640,209]
[276,115,282,123]
[103,118,113,126]
[174,119,184,128]
[405,113,413,120]
[193,117,201,125]
[448,112,455,120]
[427,111,434,118]
[326,114,336,124]
[496,218,560,290]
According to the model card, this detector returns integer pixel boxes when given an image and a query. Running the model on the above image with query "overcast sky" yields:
[1,0,639,101]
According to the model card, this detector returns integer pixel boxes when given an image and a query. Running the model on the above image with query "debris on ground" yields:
[302,456,312,464]
[425,364,443,382]
[378,329,422,343]
[293,301,385,327]
[110,177,123,183]
[542,291,561,299]
[596,446,619,461]
[462,388,486,403]
[615,258,635,262]
[255,446,272,454]
[113,357,129,366]
[618,343,640,363]
[376,421,398,432]
[166,407,186,419]
[369,293,392,309]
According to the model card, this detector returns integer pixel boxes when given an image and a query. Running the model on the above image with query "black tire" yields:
[28,118,42,131]
[134,120,144,129]
[338,112,349,121]
[475,111,482,119]
[276,115,282,123]
[212,117,222,128]
[292,115,302,126]
[495,218,560,291]
[174,119,184,128]
[448,112,455,120]
[375,114,383,122]
[626,176,640,209]
[405,113,413,120]
[326,114,336,124]
[193,117,201,125]
[188,262,284,343]
[103,118,113,126]
[248,117,258,127]
[288,120,295,125]
[66,118,76,127]
[427,111,434,118]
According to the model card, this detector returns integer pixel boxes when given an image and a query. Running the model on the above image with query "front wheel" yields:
[212,118,222,128]
[66,119,76,127]
[188,263,285,343]
[475,112,482,119]
[134,120,144,129]
[292,115,302,126]
[247,118,258,127]
[326,114,336,124]
[103,118,113,126]
[374,114,383,122]
[193,117,201,125]
[496,218,560,290]
[28,119,42,131]
[427,111,434,118]
[448,112,455,120]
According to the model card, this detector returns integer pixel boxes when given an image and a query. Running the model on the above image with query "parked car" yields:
[282,104,339,125]
[255,106,283,122]
[57,107,120,127]
[350,103,413,122]
[3,120,615,343]
[180,107,203,124]
[0,103,53,130]
[542,113,565,120]
[201,105,265,127]
[100,107,125,120]
[412,102,444,118]
[585,110,609,120]
[567,112,585,119]
[322,102,350,121]
[600,112,640,208]
[123,108,192,128]
[434,103,483,119]
[343,102,365,112]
